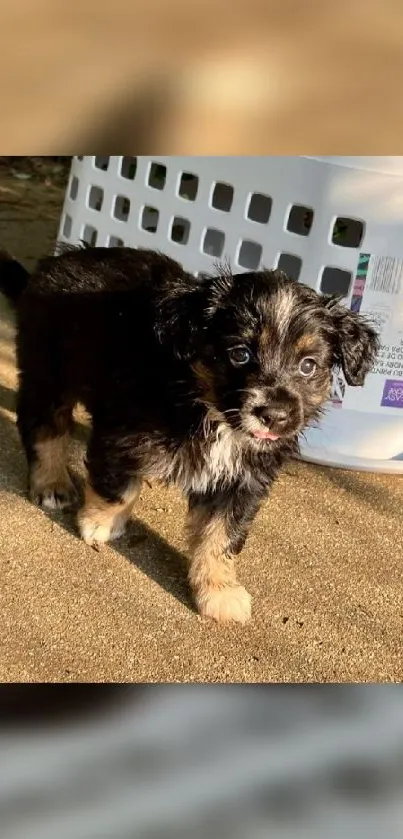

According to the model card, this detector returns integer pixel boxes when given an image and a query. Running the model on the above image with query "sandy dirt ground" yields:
[0,171,402,682]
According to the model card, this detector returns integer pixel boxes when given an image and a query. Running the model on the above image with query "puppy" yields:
[0,246,379,623]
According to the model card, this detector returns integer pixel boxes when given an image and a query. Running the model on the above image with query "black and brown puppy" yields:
[0,246,378,623]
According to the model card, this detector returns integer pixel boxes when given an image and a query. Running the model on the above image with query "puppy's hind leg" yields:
[78,429,142,547]
[17,385,77,510]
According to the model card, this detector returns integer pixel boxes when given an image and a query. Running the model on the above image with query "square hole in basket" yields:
[62,214,72,238]
[82,225,98,246]
[287,205,314,236]
[247,193,272,224]
[108,236,124,247]
[331,217,364,248]
[141,206,159,233]
[277,253,302,281]
[69,176,79,201]
[178,172,199,201]
[120,156,137,180]
[202,228,225,257]
[211,182,234,212]
[238,240,262,270]
[320,267,352,296]
[148,162,167,190]
[113,195,131,222]
[94,156,109,171]
[88,185,104,211]
[170,217,190,245]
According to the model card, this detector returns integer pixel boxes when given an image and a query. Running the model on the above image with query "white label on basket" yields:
[331,253,403,414]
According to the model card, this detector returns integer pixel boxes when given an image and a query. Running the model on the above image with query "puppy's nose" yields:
[257,405,289,430]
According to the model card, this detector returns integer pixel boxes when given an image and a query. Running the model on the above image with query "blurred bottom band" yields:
[0,686,403,839]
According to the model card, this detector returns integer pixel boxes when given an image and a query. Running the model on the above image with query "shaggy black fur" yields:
[0,245,379,622]
[0,250,30,304]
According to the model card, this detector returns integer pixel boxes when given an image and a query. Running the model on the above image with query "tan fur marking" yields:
[82,484,127,522]
[78,480,141,546]
[295,334,317,354]
[187,507,251,623]
[121,479,143,506]
[30,435,76,508]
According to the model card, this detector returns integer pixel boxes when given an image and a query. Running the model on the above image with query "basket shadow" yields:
[312,462,402,519]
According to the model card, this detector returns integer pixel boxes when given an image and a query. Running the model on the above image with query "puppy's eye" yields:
[229,346,251,366]
[299,357,316,377]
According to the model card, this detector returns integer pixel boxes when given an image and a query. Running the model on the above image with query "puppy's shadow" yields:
[113,519,191,610]
[0,385,193,613]
[65,506,192,611]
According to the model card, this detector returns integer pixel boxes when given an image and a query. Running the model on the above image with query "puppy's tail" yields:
[0,250,30,307]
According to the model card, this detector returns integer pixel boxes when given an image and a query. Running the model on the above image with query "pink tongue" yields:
[253,430,280,441]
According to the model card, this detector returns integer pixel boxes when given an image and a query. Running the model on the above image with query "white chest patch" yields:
[140,423,250,495]
[185,423,245,494]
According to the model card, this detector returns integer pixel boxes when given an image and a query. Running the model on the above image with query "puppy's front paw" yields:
[196,585,252,624]
[78,512,127,547]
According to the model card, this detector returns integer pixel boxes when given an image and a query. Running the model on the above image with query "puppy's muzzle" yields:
[245,387,303,440]
[254,404,289,433]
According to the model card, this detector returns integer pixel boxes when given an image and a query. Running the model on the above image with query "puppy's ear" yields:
[155,267,235,361]
[325,297,380,386]
[155,279,210,361]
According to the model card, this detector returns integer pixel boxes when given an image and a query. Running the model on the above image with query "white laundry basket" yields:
[57,156,403,474]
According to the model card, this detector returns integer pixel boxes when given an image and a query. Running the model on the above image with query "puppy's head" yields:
[157,267,379,444]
